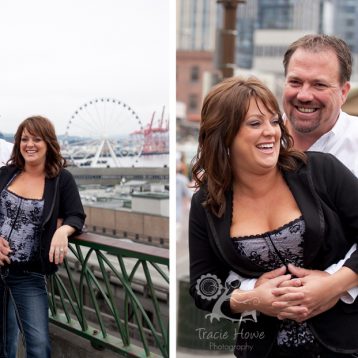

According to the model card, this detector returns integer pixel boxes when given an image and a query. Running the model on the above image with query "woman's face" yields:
[230,97,281,176]
[20,128,48,166]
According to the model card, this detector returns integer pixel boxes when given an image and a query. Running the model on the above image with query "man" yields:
[278,34,358,319]
[283,34,358,174]
[231,34,358,323]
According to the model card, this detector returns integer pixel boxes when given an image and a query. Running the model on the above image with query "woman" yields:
[0,116,86,358]
[189,77,358,357]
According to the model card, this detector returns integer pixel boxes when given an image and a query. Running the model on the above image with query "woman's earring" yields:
[227,148,230,157]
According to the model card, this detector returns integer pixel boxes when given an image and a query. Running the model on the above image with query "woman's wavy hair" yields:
[8,116,66,178]
[191,76,306,217]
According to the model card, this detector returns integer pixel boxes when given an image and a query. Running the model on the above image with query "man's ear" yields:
[341,81,351,105]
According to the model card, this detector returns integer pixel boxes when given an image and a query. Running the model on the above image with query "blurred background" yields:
[176,0,358,355]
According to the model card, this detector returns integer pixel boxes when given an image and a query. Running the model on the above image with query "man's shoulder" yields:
[340,111,358,128]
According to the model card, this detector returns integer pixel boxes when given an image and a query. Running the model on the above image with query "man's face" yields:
[283,48,350,137]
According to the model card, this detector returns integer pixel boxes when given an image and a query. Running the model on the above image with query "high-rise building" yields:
[176,0,217,51]
[235,0,258,69]
[176,0,220,126]
[235,0,322,69]
[330,0,358,53]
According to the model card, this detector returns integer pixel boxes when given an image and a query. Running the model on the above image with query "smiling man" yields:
[274,34,358,321]
[227,35,358,327]
[283,34,358,175]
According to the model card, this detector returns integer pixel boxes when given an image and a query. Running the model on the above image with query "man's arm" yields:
[271,264,358,321]
[228,244,358,307]
[325,244,358,303]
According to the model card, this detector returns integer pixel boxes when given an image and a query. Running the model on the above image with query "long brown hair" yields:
[191,76,306,217]
[8,116,66,178]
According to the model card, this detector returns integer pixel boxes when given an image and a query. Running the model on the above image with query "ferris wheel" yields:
[64,98,144,167]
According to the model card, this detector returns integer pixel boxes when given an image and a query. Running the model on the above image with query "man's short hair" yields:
[283,34,352,84]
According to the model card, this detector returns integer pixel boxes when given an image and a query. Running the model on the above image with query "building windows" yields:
[346,32,354,40]
[346,18,355,27]
[188,94,199,112]
[255,45,287,57]
[190,65,200,82]
[342,6,356,13]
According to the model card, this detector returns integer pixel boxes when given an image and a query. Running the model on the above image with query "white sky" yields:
[0,0,170,135]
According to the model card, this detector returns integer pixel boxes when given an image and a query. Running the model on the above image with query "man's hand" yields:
[271,264,340,322]
[0,236,11,266]
[253,274,308,317]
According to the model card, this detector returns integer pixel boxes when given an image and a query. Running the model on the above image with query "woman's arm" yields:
[58,170,86,232]
[49,170,86,264]
[189,191,226,312]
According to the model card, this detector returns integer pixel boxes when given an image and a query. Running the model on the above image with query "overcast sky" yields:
[0,0,169,135]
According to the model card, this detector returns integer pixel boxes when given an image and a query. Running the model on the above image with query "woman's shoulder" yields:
[57,168,76,185]
[305,151,350,170]
[192,186,207,203]
[305,151,355,182]
[305,151,335,161]
[0,165,18,175]
[58,167,74,178]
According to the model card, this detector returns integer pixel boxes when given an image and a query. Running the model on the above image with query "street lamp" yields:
[217,0,246,78]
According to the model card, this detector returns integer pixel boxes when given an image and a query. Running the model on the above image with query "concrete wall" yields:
[84,206,169,248]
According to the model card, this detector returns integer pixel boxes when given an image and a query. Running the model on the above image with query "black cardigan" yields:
[0,165,86,275]
[189,152,358,357]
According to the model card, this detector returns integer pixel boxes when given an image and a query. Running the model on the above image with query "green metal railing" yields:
[48,232,169,357]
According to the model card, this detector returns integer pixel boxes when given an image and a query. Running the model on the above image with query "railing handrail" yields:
[70,232,169,264]
[49,232,169,357]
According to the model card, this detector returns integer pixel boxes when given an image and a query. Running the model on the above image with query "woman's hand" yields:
[49,225,75,264]
[255,266,288,287]
[0,236,11,266]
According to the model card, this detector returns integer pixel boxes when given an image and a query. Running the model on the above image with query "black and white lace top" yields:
[0,184,44,268]
[232,217,317,348]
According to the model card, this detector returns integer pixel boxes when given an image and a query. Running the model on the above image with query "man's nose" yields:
[296,84,313,102]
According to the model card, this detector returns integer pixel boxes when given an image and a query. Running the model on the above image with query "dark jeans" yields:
[0,269,51,358]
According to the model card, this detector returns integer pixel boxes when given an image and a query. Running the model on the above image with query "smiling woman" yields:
[19,129,47,171]
[189,76,358,358]
[229,97,281,176]
[0,116,86,358]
